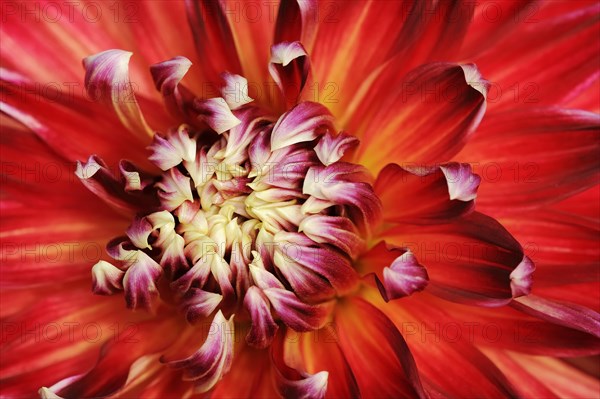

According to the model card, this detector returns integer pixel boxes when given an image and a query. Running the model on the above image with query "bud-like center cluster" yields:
[85,99,381,350]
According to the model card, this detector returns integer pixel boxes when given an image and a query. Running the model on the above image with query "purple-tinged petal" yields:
[75,155,157,213]
[298,215,364,259]
[150,56,195,119]
[122,251,163,310]
[374,163,479,224]
[171,256,212,293]
[512,295,600,338]
[181,288,223,323]
[126,217,153,250]
[263,288,334,331]
[271,329,329,399]
[118,160,155,192]
[194,97,241,134]
[162,311,234,392]
[314,131,359,166]
[148,126,197,171]
[304,164,382,235]
[380,251,429,301]
[159,233,187,274]
[244,286,279,349]
[221,72,254,110]
[510,256,535,298]
[270,102,333,151]
[440,162,481,201]
[91,260,124,295]
[275,370,328,399]
[249,260,285,290]
[83,49,153,139]
[156,168,194,211]
[269,42,310,108]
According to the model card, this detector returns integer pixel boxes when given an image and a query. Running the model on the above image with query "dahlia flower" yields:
[1,0,599,397]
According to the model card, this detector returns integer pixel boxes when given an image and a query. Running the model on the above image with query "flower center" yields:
[84,99,381,348]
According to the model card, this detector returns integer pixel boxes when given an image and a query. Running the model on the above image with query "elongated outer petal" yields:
[194,97,241,134]
[162,311,234,393]
[271,101,333,151]
[123,251,163,310]
[374,163,480,224]
[269,41,310,108]
[512,295,600,338]
[353,62,489,172]
[83,49,153,139]
[335,298,428,398]
[91,260,124,295]
[455,108,600,211]
[244,286,279,349]
[383,212,533,306]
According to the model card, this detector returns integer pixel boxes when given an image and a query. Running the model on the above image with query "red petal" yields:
[383,212,529,306]
[334,298,427,398]
[352,63,489,172]
[455,107,600,211]
[375,163,480,224]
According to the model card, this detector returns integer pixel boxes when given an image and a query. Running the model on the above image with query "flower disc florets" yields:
[85,93,382,350]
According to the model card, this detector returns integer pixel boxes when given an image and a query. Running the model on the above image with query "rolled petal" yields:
[126,217,153,250]
[314,131,359,166]
[156,168,194,211]
[298,215,364,258]
[122,251,163,310]
[91,260,124,295]
[150,56,195,119]
[244,286,279,349]
[75,155,157,213]
[163,311,234,392]
[381,250,429,301]
[221,72,253,110]
[118,160,155,192]
[83,49,153,139]
[269,41,311,108]
[148,126,196,171]
[274,0,318,51]
[38,388,63,399]
[181,288,223,323]
[270,101,333,151]
[375,163,480,224]
[263,288,334,332]
[194,97,241,134]
[510,256,535,297]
